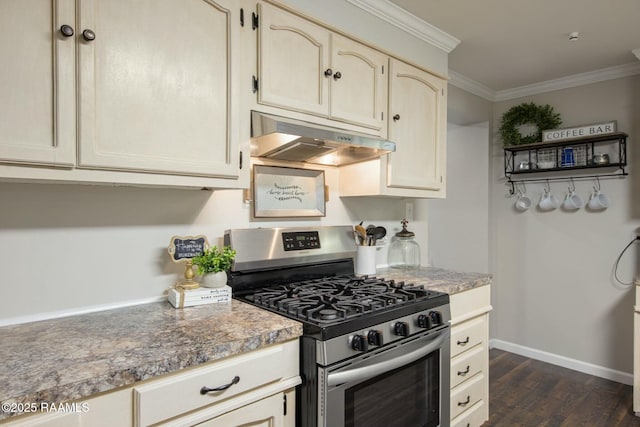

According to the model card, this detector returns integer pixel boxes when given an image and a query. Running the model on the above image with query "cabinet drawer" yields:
[134,341,298,427]
[451,317,485,358]
[451,344,484,389]
[450,373,485,420]
[451,400,487,427]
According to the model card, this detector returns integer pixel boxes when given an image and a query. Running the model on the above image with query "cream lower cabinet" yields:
[339,58,447,198]
[256,1,387,135]
[1,341,300,427]
[634,279,639,415]
[449,286,492,427]
[0,0,246,189]
[133,340,300,427]
[0,389,132,427]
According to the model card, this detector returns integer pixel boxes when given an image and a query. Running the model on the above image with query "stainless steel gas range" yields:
[225,226,450,427]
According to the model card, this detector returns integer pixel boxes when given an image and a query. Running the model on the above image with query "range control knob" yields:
[394,321,410,337]
[367,330,383,346]
[417,314,432,329]
[429,311,443,326]
[351,334,368,352]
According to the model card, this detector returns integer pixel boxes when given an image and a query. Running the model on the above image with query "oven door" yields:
[319,328,450,427]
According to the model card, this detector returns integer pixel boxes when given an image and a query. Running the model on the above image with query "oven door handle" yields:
[327,331,448,387]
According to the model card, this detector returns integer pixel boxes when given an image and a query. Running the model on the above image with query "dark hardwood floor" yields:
[483,349,640,427]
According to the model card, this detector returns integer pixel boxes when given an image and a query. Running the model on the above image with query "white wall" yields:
[428,122,490,274]
[490,75,640,377]
[0,167,422,324]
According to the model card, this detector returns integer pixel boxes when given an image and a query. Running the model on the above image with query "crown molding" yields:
[449,61,640,103]
[448,70,496,101]
[345,0,460,53]
[494,62,640,101]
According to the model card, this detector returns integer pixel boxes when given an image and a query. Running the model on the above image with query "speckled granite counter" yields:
[376,266,492,295]
[0,300,302,420]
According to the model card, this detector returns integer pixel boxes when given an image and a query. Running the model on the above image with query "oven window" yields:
[344,350,440,427]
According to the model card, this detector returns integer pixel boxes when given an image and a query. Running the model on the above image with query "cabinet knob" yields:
[333,71,342,80]
[60,25,74,37]
[324,68,333,77]
[393,114,400,122]
[82,29,96,42]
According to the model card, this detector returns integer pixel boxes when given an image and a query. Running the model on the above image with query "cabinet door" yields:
[330,34,387,133]
[0,0,75,166]
[77,0,240,178]
[387,59,446,190]
[258,2,330,116]
[195,392,284,427]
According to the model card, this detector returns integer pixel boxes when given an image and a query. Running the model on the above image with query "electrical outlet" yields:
[405,201,414,222]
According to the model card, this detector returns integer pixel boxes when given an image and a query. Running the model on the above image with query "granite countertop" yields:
[0,267,489,420]
[376,266,492,295]
[0,300,302,420]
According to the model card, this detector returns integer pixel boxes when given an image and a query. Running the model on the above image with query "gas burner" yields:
[318,309,338,320]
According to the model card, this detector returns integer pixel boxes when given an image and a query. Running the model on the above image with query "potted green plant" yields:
[191,245,236,288]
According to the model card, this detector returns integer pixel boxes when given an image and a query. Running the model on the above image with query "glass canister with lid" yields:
[387,219,421,270]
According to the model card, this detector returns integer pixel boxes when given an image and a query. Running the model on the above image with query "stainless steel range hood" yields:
[250,111,396,166]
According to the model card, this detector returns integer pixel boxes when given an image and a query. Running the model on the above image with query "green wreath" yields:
[499,102,562,146]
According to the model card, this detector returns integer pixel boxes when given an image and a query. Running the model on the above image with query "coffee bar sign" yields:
[542,121,617,142]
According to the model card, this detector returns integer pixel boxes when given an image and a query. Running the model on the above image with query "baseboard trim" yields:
[490,339,633,386]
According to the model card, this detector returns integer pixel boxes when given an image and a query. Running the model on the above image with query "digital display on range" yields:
[282,231,321,251]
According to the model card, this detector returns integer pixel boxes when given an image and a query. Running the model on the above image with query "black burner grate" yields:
[244,275,436,324]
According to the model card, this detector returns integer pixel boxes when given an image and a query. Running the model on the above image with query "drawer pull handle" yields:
[457,336,470,345]
[457,365,470,376]
[200,376,240,395]
[458,395,471,406]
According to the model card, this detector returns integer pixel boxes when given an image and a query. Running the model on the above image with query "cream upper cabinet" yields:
[339,58,447,198]
[77,0,240,178]
[0,0,75,167]
[0,0,246,188]
[257,2,387,134]
[257,2,330,117]
[329,34,387,133]
[387,58,446,191]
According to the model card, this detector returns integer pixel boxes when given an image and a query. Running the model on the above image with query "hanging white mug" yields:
[515,192,532,211]
[538,189,559,211]
[588,190,610,210]
[562,190,584,210]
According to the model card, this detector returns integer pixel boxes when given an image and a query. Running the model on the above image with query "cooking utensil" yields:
[355,225,367,245]
[370,226,386,245]
[363,225,387,245]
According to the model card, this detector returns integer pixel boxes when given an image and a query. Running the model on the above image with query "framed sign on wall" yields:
[253,165,326,218]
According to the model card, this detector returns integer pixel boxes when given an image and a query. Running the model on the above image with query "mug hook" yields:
[568,178,576,193]
[545,180,551,194]
[593,177,601,192]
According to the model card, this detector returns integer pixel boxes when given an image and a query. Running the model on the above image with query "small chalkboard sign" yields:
[168,235,209,263]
